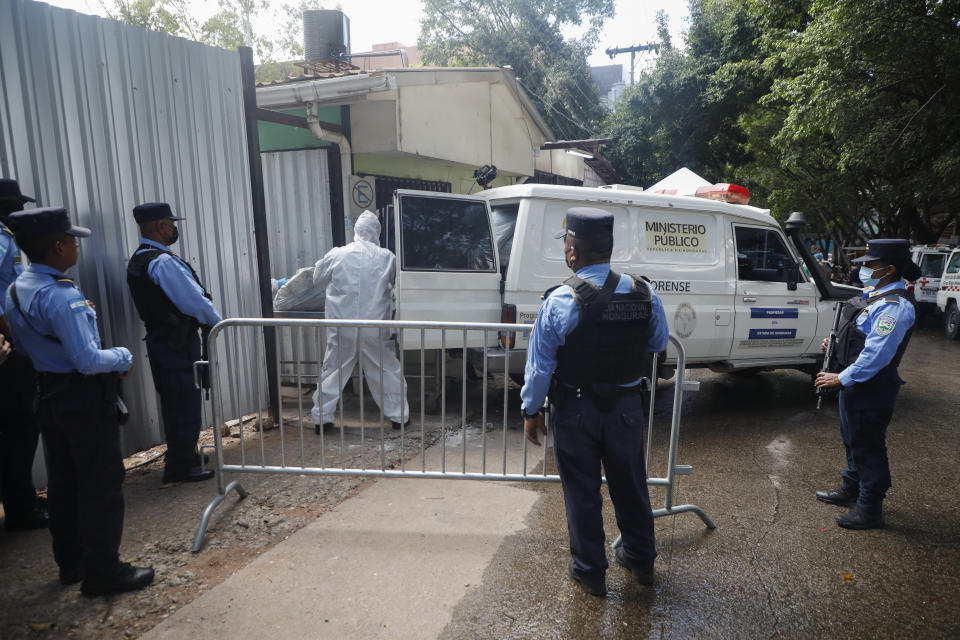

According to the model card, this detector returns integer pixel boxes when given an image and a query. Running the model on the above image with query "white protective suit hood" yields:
[313,210,396,321]
[353,210,381,244]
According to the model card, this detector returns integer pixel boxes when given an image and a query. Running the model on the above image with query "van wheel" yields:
[945,302,960,340]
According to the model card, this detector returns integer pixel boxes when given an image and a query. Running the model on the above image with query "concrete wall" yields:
[349,70,548,177]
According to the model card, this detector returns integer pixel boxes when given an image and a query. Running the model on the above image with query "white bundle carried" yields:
[273,267,326,312]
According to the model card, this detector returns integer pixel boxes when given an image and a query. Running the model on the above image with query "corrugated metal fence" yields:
[262,148,333,369]
[262,148,332,279]
[0,0,263,456]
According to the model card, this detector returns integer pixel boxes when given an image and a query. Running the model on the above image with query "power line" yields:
[516,78,596,137]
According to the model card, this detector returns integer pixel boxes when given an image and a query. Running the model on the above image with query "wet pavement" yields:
[440,325,960,639]
[3,327,957,639]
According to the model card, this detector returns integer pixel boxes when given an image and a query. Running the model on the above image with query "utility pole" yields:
[605,43,660,85]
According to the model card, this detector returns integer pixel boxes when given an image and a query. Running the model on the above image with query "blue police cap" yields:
[851,239,912,264]
[852,238,921,279]
[554,207,614,245]
[0,178,36,206]
[7,206,91,238]
[133,202,184,223]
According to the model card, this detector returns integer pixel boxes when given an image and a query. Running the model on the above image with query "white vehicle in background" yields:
[936,248,960,340]
[906,244,953,318]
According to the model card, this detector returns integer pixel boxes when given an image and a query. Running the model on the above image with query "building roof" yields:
[256,66,555,142]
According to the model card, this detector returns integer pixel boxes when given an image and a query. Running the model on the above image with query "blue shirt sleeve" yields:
[520,288,578,414]
[48,287,132,375]
[147,254,222,326]
[837,297,915,386]
[647,287,669,353]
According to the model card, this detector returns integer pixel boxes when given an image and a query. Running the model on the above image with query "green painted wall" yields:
[258,106,341,152]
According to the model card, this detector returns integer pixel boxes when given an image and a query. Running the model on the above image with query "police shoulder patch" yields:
[875,314,897,336]
[68,297,87,312]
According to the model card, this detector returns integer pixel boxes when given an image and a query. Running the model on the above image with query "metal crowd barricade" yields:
[191,318,714,552]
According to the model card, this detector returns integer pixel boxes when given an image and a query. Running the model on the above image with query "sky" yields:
[41,0,690,82]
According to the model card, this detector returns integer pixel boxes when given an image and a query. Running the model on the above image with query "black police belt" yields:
[550,377,648,405]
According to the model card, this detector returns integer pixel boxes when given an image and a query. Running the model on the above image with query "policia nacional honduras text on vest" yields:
[548,269,653,411]
[833,287,915,407]
[126,244,213,355]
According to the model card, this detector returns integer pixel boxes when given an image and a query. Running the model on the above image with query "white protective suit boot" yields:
[309,211,409,427]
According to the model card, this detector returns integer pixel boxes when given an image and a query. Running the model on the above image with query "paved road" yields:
[442,325,960,639]
[141,326,959,639]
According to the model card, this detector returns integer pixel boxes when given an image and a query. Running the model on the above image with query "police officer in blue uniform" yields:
[126,202,221,484]
[3,206,154,595]
[814,239,921,530]
[521,208,669,596]
[0,178,49,532]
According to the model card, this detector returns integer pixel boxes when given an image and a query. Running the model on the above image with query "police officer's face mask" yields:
[859,264,888,288]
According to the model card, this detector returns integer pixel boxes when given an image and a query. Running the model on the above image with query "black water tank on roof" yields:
[303,10,351,62]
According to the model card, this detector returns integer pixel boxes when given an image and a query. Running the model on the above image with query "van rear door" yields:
[729,224,819,359]
[392,191,501,340]
[915,251,949,304]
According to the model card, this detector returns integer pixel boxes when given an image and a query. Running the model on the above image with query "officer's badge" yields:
[876,314,897,336]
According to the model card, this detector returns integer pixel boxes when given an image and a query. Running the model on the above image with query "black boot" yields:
[316,422,333,435]
[615,547,654,585]
[4,505,50,532]
[568,561,606,597]
[162,466,214,484]
[815,487,857,507]
[81,562,154,597]
[836,506,884,530]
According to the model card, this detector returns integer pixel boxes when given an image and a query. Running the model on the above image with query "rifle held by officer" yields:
[817,301,844,409]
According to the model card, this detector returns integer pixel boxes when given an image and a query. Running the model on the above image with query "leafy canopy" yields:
[603,0,960,245]
[418,0,615,140]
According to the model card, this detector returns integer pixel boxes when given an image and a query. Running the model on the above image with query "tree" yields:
[418,0,614,140]
[603,0,767,188]
[104,0,328,81]
[759,0,960,243]
[603,0,960,248]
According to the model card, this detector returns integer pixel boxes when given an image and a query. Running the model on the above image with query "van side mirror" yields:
[787,262,799,291]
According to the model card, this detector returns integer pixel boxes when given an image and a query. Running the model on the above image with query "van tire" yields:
[945,302,960,340]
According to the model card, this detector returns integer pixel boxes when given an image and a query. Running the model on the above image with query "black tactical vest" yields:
[834,288,914,378]
[553,270,653,387]
[126,244,211,330]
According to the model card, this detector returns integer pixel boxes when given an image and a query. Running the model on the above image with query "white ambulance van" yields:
[906,245,953,315]
[385,183,859,377]
[936,248,960,340]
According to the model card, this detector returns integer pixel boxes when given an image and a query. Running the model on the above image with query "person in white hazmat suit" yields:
[311,211,409,433]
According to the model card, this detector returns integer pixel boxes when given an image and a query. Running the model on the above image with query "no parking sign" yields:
[349,175,376,218]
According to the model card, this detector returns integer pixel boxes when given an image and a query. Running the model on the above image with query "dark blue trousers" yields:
[146,332,202,476]
[551,392,655,580]
[38,373,124,576]
[0,351,40,517]
[838,388,895,515]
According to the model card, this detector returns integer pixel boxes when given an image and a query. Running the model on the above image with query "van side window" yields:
[946,252,960,275]
[399,195,496,272]
[734,226,795,283]
[491,204,519,275]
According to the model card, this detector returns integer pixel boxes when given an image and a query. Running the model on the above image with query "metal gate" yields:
[192,318,714,552]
